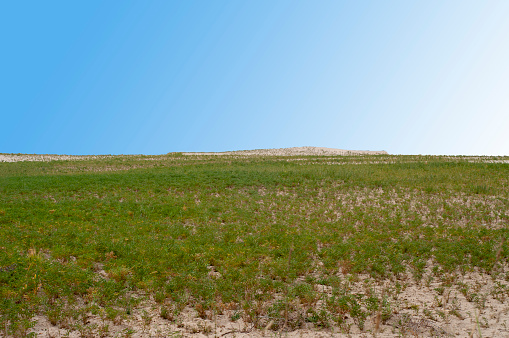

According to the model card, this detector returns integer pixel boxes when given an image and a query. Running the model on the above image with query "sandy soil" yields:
[25,263,509,337]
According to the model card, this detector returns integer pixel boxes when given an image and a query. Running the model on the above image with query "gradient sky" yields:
[2,1,509,155]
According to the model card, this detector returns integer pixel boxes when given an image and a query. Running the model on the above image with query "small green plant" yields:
[141,310,152,332]
[121,327,136,337]
[230,311,241,322]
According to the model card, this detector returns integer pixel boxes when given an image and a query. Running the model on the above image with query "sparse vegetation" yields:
[0,153,508,336]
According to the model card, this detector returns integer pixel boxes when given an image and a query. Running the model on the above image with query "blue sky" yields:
[2,1,508,155]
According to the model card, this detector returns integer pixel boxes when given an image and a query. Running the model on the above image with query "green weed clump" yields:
[0,154,508,335]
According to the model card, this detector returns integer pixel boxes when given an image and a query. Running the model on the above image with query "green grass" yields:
[0,154,508,335]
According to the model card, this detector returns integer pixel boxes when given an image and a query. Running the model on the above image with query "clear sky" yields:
[2,1,508,155]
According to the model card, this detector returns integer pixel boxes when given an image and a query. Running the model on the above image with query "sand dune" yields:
[0,147,388,163]
[183,146,389,156]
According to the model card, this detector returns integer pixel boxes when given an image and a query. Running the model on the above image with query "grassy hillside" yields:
[1,154,508,336]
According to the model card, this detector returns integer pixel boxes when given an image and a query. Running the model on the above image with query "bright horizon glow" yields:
[1,1,509,156]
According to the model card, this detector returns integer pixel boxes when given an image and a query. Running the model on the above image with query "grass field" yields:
[1,154,508,337]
